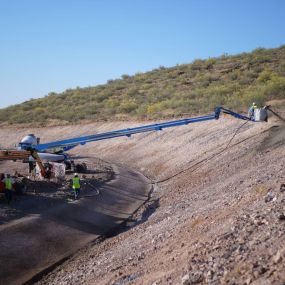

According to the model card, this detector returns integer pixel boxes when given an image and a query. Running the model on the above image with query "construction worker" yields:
[248,102,257,119]
[4,174,13,204]
[72,173,81,199]
[0,173,5,194]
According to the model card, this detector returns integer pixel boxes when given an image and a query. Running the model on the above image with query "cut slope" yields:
[1,112,284,284]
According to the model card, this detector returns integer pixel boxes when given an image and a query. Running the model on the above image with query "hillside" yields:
[1,46,285,125]
[0,110,284,284]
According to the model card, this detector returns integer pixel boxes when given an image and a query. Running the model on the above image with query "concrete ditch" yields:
[0,165,152,285]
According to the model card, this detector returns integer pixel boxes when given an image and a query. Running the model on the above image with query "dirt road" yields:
[0,164,152,285]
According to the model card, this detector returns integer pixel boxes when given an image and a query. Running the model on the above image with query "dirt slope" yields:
[0,112,284,284]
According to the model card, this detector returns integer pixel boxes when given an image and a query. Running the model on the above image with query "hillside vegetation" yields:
[1,46,285,125]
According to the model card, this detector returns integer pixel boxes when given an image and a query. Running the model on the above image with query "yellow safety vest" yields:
[5,178,12,190]
[72,177,80,189]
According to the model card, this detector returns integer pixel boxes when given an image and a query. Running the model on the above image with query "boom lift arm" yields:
[30,107,254,152]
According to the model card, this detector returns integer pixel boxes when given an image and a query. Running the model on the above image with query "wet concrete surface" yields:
[0,164,152,285]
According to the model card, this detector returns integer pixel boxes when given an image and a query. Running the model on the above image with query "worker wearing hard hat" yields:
[72,173,81,199]
[3,174,13,204]
[248,102,258,119]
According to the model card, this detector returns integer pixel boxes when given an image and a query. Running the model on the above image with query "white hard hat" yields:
[74,173,78,176]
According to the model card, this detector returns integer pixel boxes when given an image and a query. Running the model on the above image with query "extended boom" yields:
[27,107,255,153]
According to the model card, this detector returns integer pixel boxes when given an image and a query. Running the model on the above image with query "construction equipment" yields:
[0,106,265,179]
[0,150,31,161]
[266,105,285,122]
[0,149,50,178]
[18,107,265,153]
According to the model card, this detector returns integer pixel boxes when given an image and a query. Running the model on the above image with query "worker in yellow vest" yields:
[4,174,13,204]
[248,102,258,119]
[72,173,81,199]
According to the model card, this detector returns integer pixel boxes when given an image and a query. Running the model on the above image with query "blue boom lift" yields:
[0,106,270,178]
[19,107,265,156]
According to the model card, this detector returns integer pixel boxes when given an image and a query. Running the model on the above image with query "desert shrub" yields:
[8,112,29,124]
[251,65,263,73]
[20,102,34,111]
[257,69,274,83]
[279,61,285,73]
[104,98,120,109]
[226,92,244,111]
[195,74,213,88]
[242,87,266,107]
[119,101,138,113]
[237,73,255,85]
[205,58,216,69]
[121,74,130,80]
[136,105,148,117]
[95,91,112,102]
[229,70,240,81]
[263,74,285,99]
[134,73,147,82]
[126,87,139,98]
[36,106,45,112]
[207,93,227,109]
[146,102,164,114]
[191,59,205,70]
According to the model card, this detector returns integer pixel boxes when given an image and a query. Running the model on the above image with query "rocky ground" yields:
[0,107,284,285]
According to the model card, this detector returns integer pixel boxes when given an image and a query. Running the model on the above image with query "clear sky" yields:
[0,0,284,108]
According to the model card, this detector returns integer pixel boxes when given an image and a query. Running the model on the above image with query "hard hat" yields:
[74,173,78,176]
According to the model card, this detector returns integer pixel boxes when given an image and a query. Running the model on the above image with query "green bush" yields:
[257,69,274,83]
[264,74,285,99]
[242,87,266,107]
[119,101,138,113]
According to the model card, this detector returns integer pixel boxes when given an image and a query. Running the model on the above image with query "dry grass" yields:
[190,216,205,228]
[253,184,268,197]
[222,261,252,283]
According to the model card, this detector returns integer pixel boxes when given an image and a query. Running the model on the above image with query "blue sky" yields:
[0,0,284,108]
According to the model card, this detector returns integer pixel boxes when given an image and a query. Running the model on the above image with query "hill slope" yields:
[0,111,284,284]
[37,116,285,284]
[1,45,285,125]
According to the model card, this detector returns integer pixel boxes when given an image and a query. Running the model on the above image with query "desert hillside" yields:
[0,107,284,284]
[0,46,285,125]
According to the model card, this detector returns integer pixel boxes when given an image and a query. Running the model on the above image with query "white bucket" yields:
[254,108,268,122]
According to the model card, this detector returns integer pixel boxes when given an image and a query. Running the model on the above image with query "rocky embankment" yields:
[0,111,284,285]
